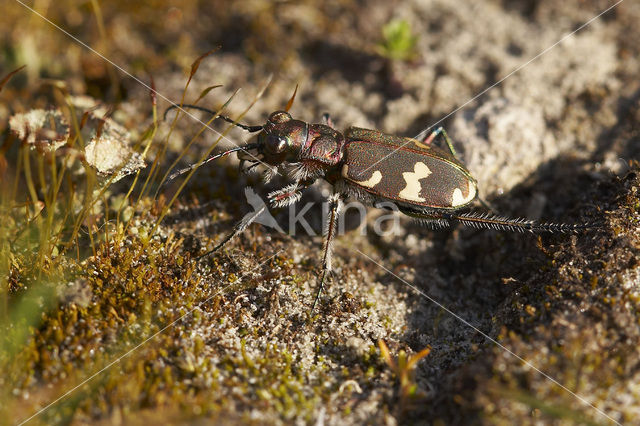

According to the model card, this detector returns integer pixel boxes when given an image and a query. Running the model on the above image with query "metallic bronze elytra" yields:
[164,104,596,310]
[340,134,477,209]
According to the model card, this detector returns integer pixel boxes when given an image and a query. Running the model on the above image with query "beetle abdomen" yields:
[341,134,477,209]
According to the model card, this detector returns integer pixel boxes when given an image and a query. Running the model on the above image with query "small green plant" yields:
[376,19,418,62]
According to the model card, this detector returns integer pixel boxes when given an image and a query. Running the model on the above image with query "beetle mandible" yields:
[165,102,593,310]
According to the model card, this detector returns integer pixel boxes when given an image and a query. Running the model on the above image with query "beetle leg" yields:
[198,183,308,260]
[240,160,260,175]
[422,127,458,158]
[400,206,590,233]
[399,207,453,229]
[197,202,267,260]
[322,113,334,128]
[262,166,279,183]
[312,193,342,311]
[268,181,312,208]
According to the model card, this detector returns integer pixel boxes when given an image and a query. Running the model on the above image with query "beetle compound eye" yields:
[266,135,288,154]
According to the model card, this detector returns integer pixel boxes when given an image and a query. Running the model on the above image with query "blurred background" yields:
[3,0,638,189]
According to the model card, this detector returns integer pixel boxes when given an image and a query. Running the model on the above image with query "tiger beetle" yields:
[165,96,595,311]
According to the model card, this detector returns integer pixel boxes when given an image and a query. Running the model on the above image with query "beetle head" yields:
[254,111,308,165]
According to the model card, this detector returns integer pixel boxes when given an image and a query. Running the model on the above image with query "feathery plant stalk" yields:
[0,61,151,421]
[0,50,271,422]
[137,49,221,203]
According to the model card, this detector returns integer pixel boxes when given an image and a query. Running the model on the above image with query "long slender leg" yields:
[240,160,260,175]
[399,206,586,233]
[312,193,342,311]
[198,185,308,260]
[422,127,457,157]
[197,204,267,260]
[268,181,312,208]
[399,207,453,230]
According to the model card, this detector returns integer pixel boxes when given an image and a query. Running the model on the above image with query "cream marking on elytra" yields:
[451,181,477,207]
[354,170,382,188]
[399,162,432,202]
[342,165,383,188]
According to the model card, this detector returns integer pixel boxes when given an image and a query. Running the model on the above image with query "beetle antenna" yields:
[164,104,263,133]
[164,143,260,185]
[452,212,600,233]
